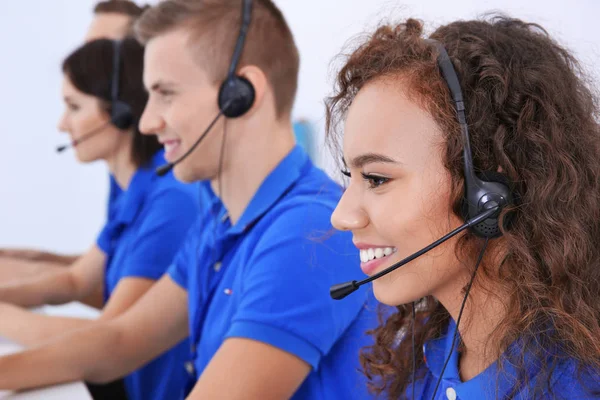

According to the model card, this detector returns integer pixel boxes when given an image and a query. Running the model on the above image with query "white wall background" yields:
[0,0,598,253]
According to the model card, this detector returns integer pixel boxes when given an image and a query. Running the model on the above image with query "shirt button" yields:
[184,361,195,375]
[446,387,457,400]
[213,262,222,272]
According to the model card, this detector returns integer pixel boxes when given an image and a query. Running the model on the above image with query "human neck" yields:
[434,267,508,381]
[106,137,137,190]
[211,114,296,225]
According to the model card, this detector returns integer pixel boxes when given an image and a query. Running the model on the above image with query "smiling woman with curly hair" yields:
[327,14,600,400]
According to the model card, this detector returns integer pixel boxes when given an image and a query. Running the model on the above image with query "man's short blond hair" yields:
[135,0,299,118]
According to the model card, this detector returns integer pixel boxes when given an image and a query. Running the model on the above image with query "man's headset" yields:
[56,40,134,153]
[155,0,255,176]
[330,40,515,400]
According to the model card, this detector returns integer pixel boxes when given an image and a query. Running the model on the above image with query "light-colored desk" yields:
[0,303,100,400]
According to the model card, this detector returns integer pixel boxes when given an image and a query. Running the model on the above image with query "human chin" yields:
[370,262,432,306]
[171,156,212,183]
[73,144,102,164]
[73,151,94,163]
[172,162,197,183]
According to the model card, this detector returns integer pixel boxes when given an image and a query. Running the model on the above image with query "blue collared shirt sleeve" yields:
[104,188,198,280]
[224,204,365,370]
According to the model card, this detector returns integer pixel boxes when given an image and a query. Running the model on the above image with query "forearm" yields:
[80,284,105,310]
[0,303,95,347]
[0,320,129,391]
[35,252,79,265]
[0,345,85,391]
[0,276,192,391]
[0,257,66,282]
[0,271,77,307]
[0,248,79,265]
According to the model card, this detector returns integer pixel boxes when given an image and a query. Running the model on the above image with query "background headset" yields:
[156,0,255,175]
[109,39,134,130]
[330,39,515,400]
[56,39,134,153]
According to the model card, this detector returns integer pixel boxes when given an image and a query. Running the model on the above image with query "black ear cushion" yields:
[461,171,517,237]
[218,76,256,118]
[111,101,134,130]
[481,171,518,232]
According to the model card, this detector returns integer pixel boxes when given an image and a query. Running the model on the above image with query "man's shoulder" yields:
[280,164,343,210]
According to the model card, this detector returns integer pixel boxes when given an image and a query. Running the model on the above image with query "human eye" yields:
[361,172,390,189]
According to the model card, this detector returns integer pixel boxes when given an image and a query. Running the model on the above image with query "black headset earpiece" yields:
[217,0,256,118]
[218,75,255,118]
[460,171,515,237]
[110,40,134,130]
[429,39,514,238]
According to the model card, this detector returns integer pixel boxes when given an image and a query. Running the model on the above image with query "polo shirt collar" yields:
[208,145,310,236]
[110,149,166,225]
[424,319,544,399]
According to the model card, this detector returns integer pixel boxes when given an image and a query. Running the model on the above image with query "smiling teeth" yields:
[164,141,180,153]
[360,247,396,263]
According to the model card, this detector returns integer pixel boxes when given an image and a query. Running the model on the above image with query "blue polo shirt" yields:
[168,145,375,399]
[106,175,122,218]
[409,319,600,399]
[97,150,199,400]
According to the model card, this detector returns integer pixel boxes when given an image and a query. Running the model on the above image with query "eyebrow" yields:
[343,153,401,169]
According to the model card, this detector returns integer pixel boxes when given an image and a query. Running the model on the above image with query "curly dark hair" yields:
[326,15,600,399]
